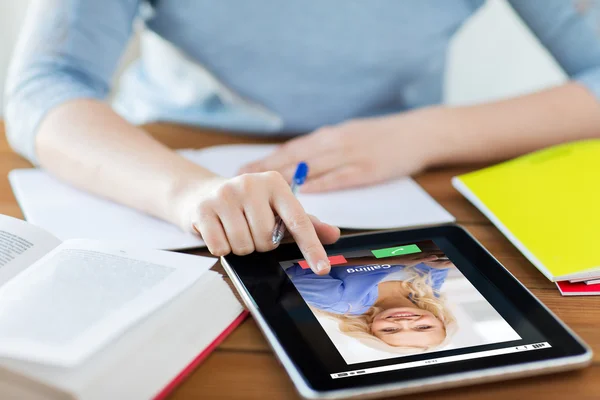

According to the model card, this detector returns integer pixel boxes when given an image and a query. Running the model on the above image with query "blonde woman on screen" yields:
[286,253,457,352]
[316,267,458,353]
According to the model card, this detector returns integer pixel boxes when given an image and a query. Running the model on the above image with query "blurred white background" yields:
[0,0,566,116]
[0,0,30,112]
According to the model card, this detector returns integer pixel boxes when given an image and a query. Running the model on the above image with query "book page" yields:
[0,214,61,287]
[0,272,244,399]
[0,239,216,367]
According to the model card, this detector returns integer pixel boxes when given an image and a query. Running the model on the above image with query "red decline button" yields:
[298,255,347,269]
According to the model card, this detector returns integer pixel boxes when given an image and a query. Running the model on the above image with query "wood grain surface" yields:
[1,121,597,399]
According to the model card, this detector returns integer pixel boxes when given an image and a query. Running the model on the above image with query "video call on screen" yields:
[279,240,549,378]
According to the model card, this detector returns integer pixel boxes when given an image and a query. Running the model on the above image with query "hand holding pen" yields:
[189,161,339,275]
[272,162,309,245]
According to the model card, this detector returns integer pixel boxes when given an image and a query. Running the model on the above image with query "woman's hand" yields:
[173,172,340,275]
[240,107,450,192]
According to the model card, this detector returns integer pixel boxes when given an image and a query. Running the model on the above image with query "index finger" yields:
[271,188,331,275]
[241,137,313,174]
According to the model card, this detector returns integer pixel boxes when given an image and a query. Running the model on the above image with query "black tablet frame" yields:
[223,225,590,393]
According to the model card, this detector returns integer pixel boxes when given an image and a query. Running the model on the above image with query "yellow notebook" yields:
[452,139,600,282]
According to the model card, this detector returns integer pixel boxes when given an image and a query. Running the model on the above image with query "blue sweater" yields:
[5,1,600,163]
[286,263,449,315]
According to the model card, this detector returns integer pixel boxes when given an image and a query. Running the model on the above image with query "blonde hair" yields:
[314,266,457,354]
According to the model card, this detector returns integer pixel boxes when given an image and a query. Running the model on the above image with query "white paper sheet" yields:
[0,239,215,366]
[9,170,205,250]
[9,145,454,249]
[180,144,455,229]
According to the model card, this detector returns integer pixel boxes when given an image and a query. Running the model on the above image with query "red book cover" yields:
[556,281,600,296]
[153,311,249,400]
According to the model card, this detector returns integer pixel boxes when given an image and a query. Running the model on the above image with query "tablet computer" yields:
[221,225,591,399]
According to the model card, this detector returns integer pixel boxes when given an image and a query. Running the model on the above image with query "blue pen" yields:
[271,162,309,245]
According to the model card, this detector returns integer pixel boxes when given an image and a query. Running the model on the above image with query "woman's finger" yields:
[308,214,340,245]
[270,180,331,275]
[240,130,333,174]
[214,195,256,255]
[191,210,231,257]
[240,141,309,174]
[278,151,347,182]
[301,165,368,193]
[279,215,340,244]
[244,197,278,252]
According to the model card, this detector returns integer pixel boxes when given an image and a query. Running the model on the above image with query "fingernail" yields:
[191,223,201,236]
[315,260,330,274]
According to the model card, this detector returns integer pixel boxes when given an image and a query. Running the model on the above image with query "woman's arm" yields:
[37,101,339,273]
[434,0,600,165]
[244,83,600,193]
[5,0,201,224]
[242,1,600,192]
[4,1,338,273]
[430,82,600,166]
[36,99,214,227]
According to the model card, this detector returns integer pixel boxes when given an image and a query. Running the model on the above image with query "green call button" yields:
[371,244,421,259]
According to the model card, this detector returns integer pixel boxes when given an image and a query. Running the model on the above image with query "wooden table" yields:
[1,121,598,399]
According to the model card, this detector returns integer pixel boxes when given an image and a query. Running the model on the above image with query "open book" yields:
[9,144,454,250]
[0,214,245,399]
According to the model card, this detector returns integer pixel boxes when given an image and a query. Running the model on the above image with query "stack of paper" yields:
[9,144,454,250]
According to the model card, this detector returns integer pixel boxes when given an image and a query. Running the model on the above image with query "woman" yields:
[285,252,457,352]
[5,1,600,275]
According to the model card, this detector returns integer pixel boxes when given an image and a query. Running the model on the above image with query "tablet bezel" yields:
[222,225,592,398]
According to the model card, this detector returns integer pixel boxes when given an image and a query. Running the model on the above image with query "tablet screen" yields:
[278,238,550,379]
